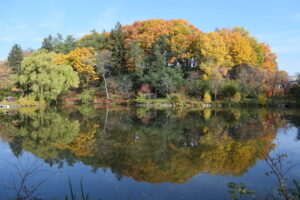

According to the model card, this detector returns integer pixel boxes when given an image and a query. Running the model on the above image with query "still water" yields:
[0,106,299,200]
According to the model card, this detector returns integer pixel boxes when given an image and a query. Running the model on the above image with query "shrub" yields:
[267,98,277,107]
[240,98,259,107]
[190,100,204,108]
[231,92,241,103]
[0,88,15,99]
[17,96,40,106]
[167,93,184,106]
[222,81,240,98]
[258,94,267,106]
[186,78,210,99]
[136,108,149,118]
[135,92,147,104]
[203,92,212,104]
[80,89,95,104]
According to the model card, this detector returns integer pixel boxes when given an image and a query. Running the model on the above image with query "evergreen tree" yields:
[41,35,54,51]
[53,34,77,54]
[7,44,23,73]
[41,34,77,54]
[125,40,144,71]
[61,35,77,53]
[108,22,126,75]
[138,42,183,97]
[147,43,166,69]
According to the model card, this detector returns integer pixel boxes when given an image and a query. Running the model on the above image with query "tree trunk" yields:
[102,73,110,99]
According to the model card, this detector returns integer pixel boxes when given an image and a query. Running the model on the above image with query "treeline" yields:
[2,19,300,105]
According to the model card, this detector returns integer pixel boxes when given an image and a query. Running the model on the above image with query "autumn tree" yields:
[55,47,98,88]
[260,43,277,72]
[193,32,229,80]
[123,19,201,70]
[226,31,257,67]
[7,44,23,73]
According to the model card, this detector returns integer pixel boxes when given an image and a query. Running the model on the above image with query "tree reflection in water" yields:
[0,106,293,184]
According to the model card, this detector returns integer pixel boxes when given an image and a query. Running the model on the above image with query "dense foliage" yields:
[15,51,79,103]
[2,19,297,104]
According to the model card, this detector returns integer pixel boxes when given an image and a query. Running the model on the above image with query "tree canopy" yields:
[16,51,79,102]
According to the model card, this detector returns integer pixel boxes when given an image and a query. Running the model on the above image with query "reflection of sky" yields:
[276,127,300,153]
[0,126,299,200]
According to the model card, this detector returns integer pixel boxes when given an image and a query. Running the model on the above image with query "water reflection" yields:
[0,106,294,185]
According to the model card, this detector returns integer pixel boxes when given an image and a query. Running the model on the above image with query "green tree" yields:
[186,73,210,100]
[41,35,54,51]
[77,30,107,51]
[41,33,77,54]
[108,22,126,75]
[7,44,23,73]
[16,51,79,103]
[137,43,183,97]
[125,40,144,71]
[11,109,80,161]
[55,34,77,54]
[222,81,240,99]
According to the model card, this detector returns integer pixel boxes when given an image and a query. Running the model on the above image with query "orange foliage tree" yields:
[260,43,277,72]
[123,19,201,70]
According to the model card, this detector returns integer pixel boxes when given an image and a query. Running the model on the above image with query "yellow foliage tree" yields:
[204,92,212,104]
[193,32,230,80]
[231,92,241,103]
[258,94,267,106]
[226,31,257,66]
[55,47,98,87]
[57,124,99,157]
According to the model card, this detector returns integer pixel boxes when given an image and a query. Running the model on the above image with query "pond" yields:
[0,106,299,200]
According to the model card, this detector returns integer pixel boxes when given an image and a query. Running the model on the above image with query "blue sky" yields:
[0,0,299,75]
